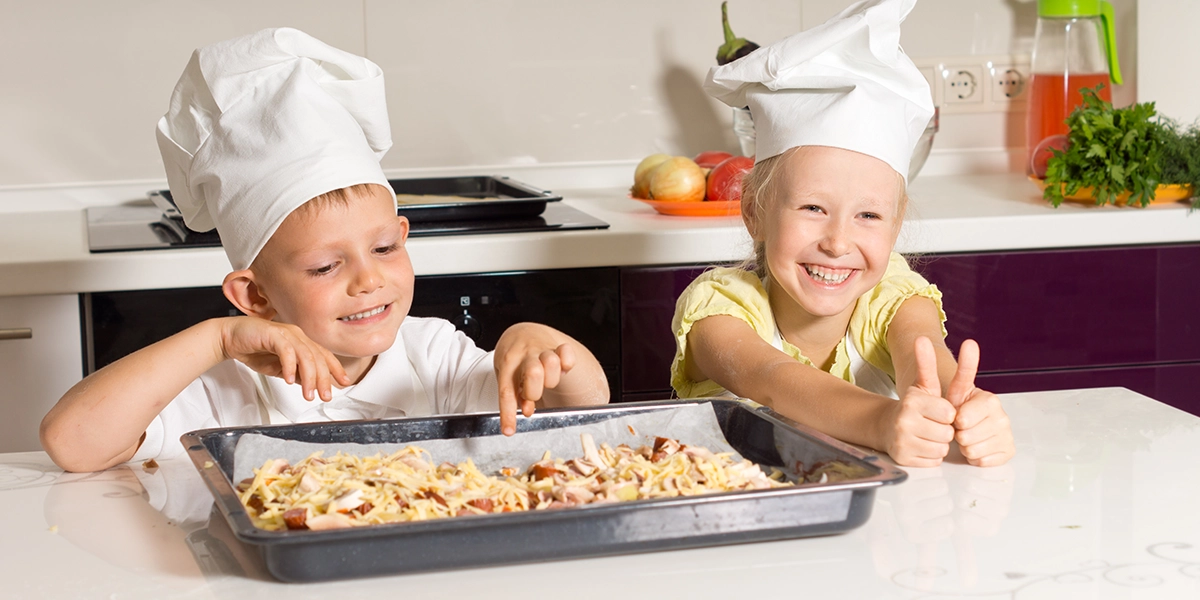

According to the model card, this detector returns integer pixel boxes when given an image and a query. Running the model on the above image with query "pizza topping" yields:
[236,434,797,531]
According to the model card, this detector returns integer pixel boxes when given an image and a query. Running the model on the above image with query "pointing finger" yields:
[495,358,520,436]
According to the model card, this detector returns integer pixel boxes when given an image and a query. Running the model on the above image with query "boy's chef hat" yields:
[156,27,392,270]
[704,0,933,182]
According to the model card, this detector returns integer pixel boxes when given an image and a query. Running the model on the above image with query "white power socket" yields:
[913,55,1030,114]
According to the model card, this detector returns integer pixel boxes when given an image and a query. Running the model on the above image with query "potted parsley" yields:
[1041,86,1200,208]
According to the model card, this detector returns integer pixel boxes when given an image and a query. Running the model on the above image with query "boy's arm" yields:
[40,319,229,472]
[493,322,610,436]
[41,316,348,472]
[685,314,956,466]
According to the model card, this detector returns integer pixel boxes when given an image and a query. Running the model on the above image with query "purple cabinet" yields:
[619,264,711,402]
[914,244,1200,416]
[616,243,1200,416]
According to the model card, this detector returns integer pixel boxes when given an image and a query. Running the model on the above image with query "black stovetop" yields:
[86,201,609,253]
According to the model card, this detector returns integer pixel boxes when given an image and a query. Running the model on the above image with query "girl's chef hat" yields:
[705,0,934,182]
[156,27,392,270]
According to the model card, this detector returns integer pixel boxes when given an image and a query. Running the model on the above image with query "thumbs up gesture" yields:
[945,340,1015,467]
[883,337,957,467]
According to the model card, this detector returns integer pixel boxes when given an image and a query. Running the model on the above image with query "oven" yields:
[81,176,620,399]
[81,268,621,400]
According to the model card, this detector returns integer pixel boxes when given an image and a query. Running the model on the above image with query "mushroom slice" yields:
[306,513,354,530]
[330,489,365,513]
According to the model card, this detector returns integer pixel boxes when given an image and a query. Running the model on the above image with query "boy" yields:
[40,28,609,473]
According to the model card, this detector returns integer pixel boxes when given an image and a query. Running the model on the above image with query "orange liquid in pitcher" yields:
[1026,72,1111,174]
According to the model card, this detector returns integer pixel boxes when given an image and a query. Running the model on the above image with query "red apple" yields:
[1030,134,1069,179]
[705,156,754,202]
[693,151,734,169]
[649,157,707,202]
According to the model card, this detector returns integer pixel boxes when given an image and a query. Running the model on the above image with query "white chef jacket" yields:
[134,316,499,460]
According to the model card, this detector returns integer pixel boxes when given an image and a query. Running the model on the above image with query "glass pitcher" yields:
[1025,0,1122,175]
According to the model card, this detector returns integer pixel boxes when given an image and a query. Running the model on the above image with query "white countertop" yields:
[2,172,1198,297]
[3,387,1199,598]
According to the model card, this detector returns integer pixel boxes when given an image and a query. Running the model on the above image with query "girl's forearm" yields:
[735,360,895,451]
[40,318,230,472]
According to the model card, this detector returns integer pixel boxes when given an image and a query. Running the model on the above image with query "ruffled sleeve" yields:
[848,253,946,380]
[669,268,775,398]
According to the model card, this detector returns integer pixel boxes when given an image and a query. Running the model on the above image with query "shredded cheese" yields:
[236,434,803,531]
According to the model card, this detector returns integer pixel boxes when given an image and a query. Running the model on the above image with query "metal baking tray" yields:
[181,399,906,582]
[145,175,561,232]
[389,175,561,222]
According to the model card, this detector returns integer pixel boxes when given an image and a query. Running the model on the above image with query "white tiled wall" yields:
[0,0,1138,189]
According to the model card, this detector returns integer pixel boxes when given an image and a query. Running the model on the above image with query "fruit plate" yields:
[1029,177,1194,206]
[633,197,741,217]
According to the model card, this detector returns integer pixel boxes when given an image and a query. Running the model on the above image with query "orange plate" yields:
[1029,177,1194,206]
[633,197,741,217]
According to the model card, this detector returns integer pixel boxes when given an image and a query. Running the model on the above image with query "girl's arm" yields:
[685,315,956,466]
[887,296,1015,466]
[493,322,610,436]
[40,316,347,472]
[886,296,958,395]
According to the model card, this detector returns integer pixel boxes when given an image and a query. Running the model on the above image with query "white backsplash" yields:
[0,0,1138,189]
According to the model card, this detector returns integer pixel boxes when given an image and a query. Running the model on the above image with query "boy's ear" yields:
[397,215,410,243]
[222,269,276,320]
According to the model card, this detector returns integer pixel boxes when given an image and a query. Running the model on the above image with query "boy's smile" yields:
[249,184,413,380]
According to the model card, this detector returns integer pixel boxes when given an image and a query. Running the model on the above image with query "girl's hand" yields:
[493,323,579,437]
[218,317,350,402]
[885,337,957,467]
[946,340,1015,467]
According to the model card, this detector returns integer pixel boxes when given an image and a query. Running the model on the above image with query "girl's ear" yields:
[222,269,276,320]
[742,198,764,242]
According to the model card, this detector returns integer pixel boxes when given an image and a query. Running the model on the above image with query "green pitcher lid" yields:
[1037,0,1122,85]
[1038,0,1101,16]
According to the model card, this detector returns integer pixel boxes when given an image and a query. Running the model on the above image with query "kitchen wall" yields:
[0,0,1137,190]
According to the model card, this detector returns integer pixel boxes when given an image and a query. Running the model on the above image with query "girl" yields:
[672,0,1014,468]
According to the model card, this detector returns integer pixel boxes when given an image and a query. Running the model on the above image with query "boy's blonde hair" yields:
[739,148,909,280]
[292,183,390,220]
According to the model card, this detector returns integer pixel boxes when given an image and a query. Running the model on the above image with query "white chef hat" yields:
[704,0,933,182]
[156,27,392,271]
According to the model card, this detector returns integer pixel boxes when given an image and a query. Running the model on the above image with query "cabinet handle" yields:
[0,328,32,340]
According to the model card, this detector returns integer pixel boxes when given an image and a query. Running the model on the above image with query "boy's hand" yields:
[946,340,1015,467]
[218,317,349,402]
[493,323,579,436]
[884,337,957,467]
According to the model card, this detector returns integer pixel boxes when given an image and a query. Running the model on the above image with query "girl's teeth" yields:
[805,265,850,284]
[341,305,386,321]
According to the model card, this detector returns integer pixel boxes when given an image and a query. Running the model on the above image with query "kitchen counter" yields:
[1,171,1198,297]
[3,387,1198,598]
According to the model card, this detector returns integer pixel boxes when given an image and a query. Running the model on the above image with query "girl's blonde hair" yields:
[738,148,909,280]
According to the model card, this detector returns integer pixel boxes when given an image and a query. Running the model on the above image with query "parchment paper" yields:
[233,403,740,482]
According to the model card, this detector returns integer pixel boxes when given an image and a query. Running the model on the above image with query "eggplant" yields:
[716,1,760,66]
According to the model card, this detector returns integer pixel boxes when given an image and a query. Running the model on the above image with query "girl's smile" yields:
[802,263,856,286]
[750,146,903,331]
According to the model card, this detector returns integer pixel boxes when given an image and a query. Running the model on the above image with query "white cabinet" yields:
[0,294,81,452]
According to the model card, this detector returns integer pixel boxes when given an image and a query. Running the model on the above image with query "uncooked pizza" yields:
[237,433,802,531]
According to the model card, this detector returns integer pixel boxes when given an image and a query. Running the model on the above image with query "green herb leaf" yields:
[1042,85,1166,208]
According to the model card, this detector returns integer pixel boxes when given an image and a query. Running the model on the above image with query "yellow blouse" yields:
[670,253,946,398]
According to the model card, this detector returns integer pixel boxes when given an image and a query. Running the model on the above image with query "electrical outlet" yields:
[912,55,1031,114]
[944,66,983,104]
[988,62,1028,104]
